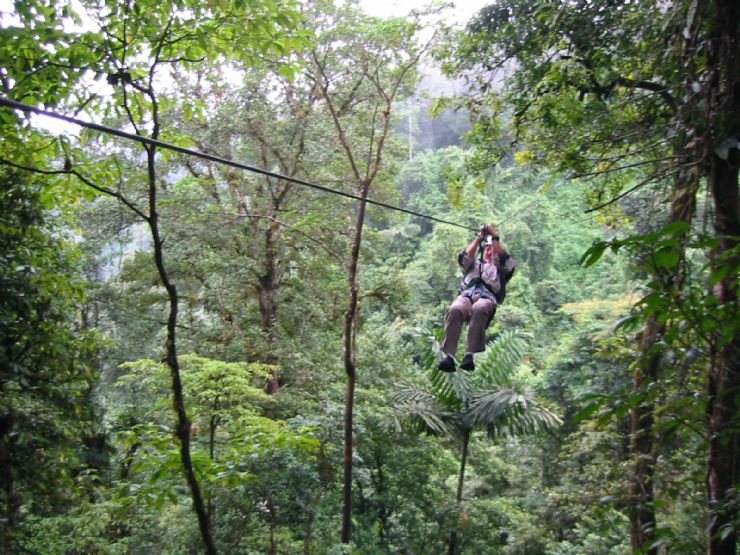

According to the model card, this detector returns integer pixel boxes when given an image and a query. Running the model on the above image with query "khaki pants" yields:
[441,294,497,357]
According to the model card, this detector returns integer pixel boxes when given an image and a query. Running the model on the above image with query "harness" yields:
[460,242,499,302]
[458,244,512,304]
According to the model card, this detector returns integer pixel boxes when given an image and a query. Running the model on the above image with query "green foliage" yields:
[0,169,99,551]
[97,355,322,552]
[3,0,733,551]
[395,329,562,439]
[438,0,689,217]
[439,1,740,549]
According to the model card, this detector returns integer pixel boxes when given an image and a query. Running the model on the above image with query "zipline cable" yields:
[0,96,478,233]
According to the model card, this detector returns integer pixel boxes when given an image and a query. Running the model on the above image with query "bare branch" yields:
[587,123,674,145]
[229,211,344,265]
[0,158,149,221]
[574,156,687,179]
[311,50,363,184]
[584,167,688,213]
[613,76,676,112]
[586,136,675,163]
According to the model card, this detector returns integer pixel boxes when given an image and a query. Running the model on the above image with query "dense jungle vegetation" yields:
[1,0,738,553]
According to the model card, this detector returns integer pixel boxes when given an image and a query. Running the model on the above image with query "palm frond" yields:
[397,327,560,441]
[475,328,530,387]
[429,366,464,408]
[423,330,478,407]
[432,367,479,407]
[467,387,562,437]
[417,328,444,370]
[393,387,461,436]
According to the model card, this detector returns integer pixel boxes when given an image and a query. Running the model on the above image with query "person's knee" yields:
[447,306,464,321]
[471,303,489,315]
[471,304,494,320]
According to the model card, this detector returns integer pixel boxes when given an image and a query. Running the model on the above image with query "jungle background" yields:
[1,0,738,553]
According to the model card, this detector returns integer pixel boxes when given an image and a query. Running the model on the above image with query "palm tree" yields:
[393,329,562,555]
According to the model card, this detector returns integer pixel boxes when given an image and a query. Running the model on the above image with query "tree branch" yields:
[574,156,687,179]
[231,211,344,265]
[0,158,149,221]
[584,167,684,213]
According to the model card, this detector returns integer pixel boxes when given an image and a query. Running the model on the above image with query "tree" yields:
[0,0,305,551]
[0,169,97,552]
[440,0,739,550]
[160,57,346,394]
[301,0,434,542]
[699,3,740,553]
[394,330,561,555]
[104,355,320,553]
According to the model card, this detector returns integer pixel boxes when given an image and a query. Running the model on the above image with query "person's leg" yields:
[441,296,472,358]
[466,298,497,354]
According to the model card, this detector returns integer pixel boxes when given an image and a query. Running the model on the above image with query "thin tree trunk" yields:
[267,494,278,555]
[374,450,390,544]
[705,114,740,555]
[302,483,328,555]
[705,158,740,555]
[0,415,18,537]
[448,428,471,555]
[145,124,217,553]
[120,439,140,480]
[341,182,370,544]
[207,410,219,520]
[629,171,698,553]
[627,12,702,542]
[628,316,660,555]
[309,29,423,542]
[628,173,698,553]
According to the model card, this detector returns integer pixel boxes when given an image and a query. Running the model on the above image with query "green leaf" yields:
[721,524,736,541]
[571,397,607,424]
[709,264,730,285]
[429,97,449,118]
[660,221,690,237]
[653,248,679,269]
[580,241,608,267]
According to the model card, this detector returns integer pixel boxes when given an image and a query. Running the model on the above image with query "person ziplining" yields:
[438,223,516,373]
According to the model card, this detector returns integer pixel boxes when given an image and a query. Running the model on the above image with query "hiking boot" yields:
[460,352,475,371]
[438,354,456,373]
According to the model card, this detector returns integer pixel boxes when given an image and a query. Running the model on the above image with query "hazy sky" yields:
[1,0,490,134]
[360,0,489,24]
[0,0,489,28]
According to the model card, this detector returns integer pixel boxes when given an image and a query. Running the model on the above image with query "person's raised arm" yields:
[465,224,496,257]
[465,234,481,258]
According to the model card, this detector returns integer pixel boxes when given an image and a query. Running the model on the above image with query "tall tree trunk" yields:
[629,316,660,555]
[308,22,424,541]
[257,223,280,393]
[342,182,370,544]
[703,0,740,552]
[627,8,704,541]
[628,141,699,555]
[448,428,471,555]
[373,450,389,544]
[145,120,217,553]
[705,157,740,555]
[0,415,18,538]
[207,410,219,520]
